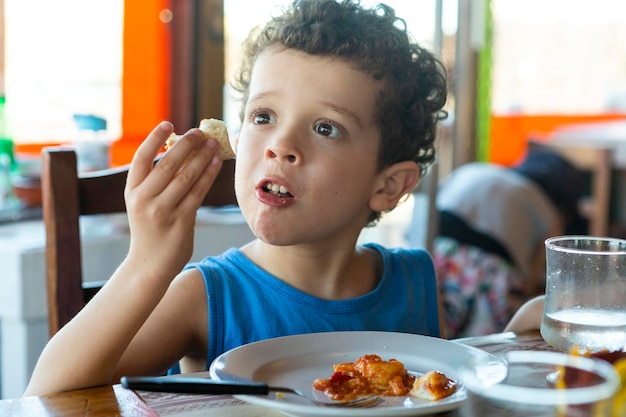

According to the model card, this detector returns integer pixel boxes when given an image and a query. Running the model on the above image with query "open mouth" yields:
[262,181,294,198]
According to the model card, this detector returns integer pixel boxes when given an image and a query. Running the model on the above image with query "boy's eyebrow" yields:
[248,93,365,128]
[248,91,274,104]
[322,101,364,128]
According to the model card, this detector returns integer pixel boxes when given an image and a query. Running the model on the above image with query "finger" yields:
[132,127,208,203]
[177,153,224,213]
[158,138,222,207]
[127,121,174,189]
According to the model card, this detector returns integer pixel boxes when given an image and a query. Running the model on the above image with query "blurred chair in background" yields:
[42,147,237,337]
[527,139,612,237]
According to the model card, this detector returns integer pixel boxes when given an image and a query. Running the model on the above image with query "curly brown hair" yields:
[231,0,448,223]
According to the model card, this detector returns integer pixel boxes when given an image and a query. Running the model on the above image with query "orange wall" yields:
[115,0,171,166]
[489,113,626,166]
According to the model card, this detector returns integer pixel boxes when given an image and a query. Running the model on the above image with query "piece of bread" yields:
[165,118,235,160]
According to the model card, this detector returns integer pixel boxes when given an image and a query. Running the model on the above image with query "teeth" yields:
[266,182,288,196]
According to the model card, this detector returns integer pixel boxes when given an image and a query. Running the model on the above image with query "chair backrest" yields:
[527,139,613,237]
[41,147,237,337]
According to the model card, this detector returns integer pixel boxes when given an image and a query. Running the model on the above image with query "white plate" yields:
[209,331,507,417]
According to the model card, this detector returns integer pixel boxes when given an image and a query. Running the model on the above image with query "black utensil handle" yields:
[120,376,270,395]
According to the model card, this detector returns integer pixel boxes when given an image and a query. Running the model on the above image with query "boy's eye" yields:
[314,120,342,138]
[252,111,275,125]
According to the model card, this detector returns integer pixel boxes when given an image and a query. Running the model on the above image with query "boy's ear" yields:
[369,161,421,212]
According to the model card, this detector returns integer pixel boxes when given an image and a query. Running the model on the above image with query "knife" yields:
[121,376,271,395]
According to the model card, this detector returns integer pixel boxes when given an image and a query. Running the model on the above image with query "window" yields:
[491,0,626,114]
[3,0,450,149]
[4,0,124,143]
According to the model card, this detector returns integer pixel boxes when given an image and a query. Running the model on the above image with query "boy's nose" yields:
[264,129,301,163]
[264,146,298,163]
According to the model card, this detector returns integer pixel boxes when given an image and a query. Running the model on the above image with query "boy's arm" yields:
[25,122,223,396]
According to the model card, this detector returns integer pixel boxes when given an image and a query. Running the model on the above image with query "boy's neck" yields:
[240,239,382,300]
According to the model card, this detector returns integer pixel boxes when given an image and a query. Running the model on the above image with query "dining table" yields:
[0,331,560,417]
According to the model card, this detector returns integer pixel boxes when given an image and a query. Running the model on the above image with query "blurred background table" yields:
[549,120,626,168]
[547,119,626,234]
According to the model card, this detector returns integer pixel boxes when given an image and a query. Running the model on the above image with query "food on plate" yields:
[613,358,626,417]
[312,354,414,400]
[410,370,458,401]
[554,346,626,388]
[312,354,457,401]
[165,118,236,160]
[554,346,626,415]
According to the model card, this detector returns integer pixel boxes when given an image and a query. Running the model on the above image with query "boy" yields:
[26,0,448,395]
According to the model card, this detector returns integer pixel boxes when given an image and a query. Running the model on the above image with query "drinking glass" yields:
[460,350,620,417]
[541,236,626,354]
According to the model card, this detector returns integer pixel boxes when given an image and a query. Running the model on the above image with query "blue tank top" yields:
[186,243,441,367]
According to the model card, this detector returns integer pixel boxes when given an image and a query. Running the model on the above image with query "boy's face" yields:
[235,47,385,247]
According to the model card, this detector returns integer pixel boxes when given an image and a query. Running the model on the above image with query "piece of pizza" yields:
[409,370,458,401]
[352,354,413,395]
[312,354,415,400]
[313,354,458,402]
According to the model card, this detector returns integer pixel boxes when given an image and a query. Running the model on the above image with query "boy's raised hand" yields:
[125,121,223,279]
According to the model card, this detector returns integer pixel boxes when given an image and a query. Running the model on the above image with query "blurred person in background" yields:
[433,150,585,338]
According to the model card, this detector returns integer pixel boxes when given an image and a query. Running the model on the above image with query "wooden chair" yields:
[527,139,613,237]
[42,147,237,337]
